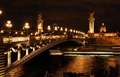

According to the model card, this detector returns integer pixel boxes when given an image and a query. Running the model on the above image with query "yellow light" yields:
[60,27,63,31]
[0,9,2,14]
[6,20,12,28]
[47,25,51,31]
[31,33,33,35]
[54,26,58,31]
[70,29,73,32]
[24,22,30,29]
[7,21,11,24]
[0,30,4,33]
[73,30,76,33]
[64,32,66,35]
[65,28,67,32]
[15,31,18,34]
[21,32,24,35]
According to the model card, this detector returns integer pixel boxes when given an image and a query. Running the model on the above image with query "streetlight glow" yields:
[0,9,2,14]
[65,28,67,32]
[60,27,63,31]
[24,22,30,35]
[70,29,73,32]
[54,26,58,31]
[6,21,12,28]
[6,20,12,34]
[24,22,30,29]
[47,25,51,31]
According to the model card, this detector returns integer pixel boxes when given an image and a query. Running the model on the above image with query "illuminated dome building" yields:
[100,23,106,33]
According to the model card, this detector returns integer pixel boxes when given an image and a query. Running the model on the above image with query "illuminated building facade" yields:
[37,13,43,34]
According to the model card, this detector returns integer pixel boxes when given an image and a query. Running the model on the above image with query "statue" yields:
[90,12,94,18]
[38,13,42,19]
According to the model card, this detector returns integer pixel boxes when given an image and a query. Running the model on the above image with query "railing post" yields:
[7,51,12,67]
[17,50,21,60]
[33,47,35,51]
[26,48,29,55]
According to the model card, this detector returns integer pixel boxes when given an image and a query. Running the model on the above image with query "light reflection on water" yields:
[7,55,120,77]
[7,46,120,77]
[53,56,120,77]
[7,66,24,77]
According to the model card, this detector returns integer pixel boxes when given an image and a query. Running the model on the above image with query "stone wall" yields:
[88,37,120,46]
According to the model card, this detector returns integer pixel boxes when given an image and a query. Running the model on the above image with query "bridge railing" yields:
[1,34,84,44]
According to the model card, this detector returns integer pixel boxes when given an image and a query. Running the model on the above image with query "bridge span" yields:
[4,38,85,75]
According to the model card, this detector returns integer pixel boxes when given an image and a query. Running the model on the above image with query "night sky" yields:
[0,0,120,33]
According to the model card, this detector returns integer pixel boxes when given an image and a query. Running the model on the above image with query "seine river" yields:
[7,45,120,77]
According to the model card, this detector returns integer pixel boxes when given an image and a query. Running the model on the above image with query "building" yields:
[100,23,106,33]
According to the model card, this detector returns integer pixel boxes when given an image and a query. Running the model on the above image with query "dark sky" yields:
[0,0,120,33]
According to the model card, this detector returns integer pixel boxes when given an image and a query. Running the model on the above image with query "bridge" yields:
[0,33,85,76]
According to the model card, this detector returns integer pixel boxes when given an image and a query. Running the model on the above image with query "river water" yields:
[7,46,120,77]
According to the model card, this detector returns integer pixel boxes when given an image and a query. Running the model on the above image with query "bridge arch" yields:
[5,38,84,74]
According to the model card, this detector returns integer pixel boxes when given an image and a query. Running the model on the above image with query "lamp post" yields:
[54,26,58,35]
[65,28,67,32]
[24,22,30,36]
[60,27,63,31]
[6,20,12,34]
[47,25,51,34]
[54,26,58,31]
[47,25,51,31]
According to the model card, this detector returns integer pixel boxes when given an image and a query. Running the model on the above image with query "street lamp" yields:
[70,29,73,32]
[54,26,58,31]
[47,25,51,34]
[47,25,51,31]
[60,27,63,31]
[65,28,67,32]
[6,20,12,34]
[24,22,30,35]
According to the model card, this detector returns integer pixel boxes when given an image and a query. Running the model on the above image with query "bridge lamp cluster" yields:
[24,22,30,29]
[6,20,12,34]
[6,21,12,29]
[23,22,30,35]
